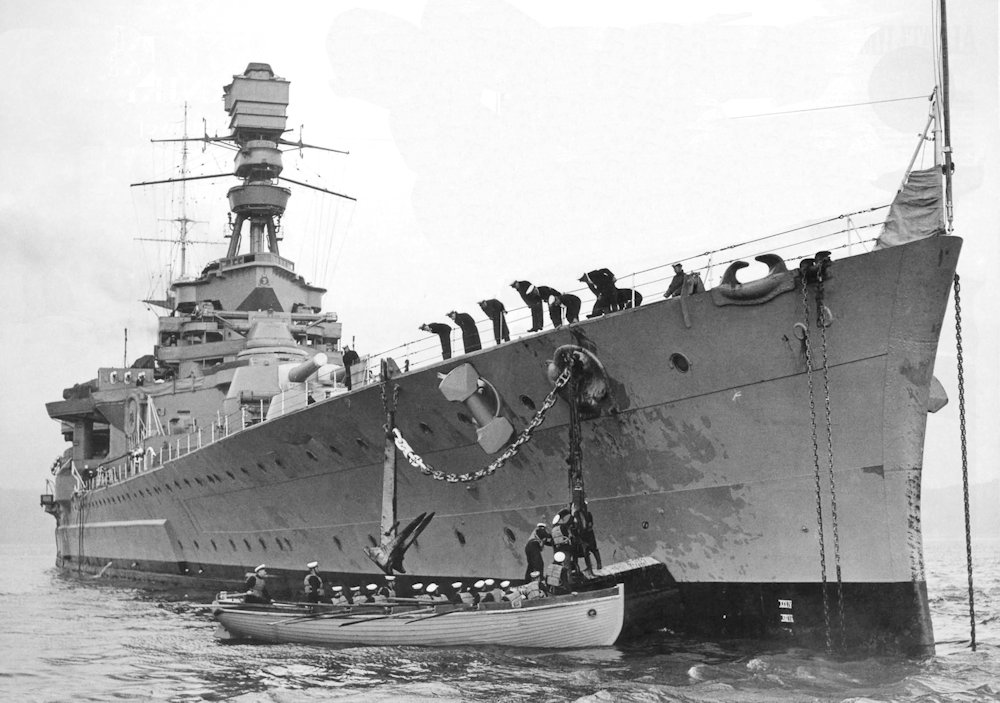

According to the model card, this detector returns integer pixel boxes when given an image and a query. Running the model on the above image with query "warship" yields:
[42,41,961,654]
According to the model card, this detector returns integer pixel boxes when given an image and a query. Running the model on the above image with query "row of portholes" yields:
[87,462,281,508]
[177,535,294,553]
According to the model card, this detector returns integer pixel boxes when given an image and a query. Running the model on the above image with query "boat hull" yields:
[213,585,625,648]
[51,235,961,654]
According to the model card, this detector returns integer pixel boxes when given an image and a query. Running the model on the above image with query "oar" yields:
[337,606,436,627]
[267,607,354,626]
[403,609,459,624]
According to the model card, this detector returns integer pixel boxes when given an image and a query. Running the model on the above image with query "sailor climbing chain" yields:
[815,266,846,645]
[953,274,976,651]
[393,365,574,483]
[801,275,832,651]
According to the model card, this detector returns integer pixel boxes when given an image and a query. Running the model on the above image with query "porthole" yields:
[367,534,378,547]
[454,529,466,546]
[419,422,434,435]
[519,395,536,411]
[503,528,516,545]
[183,479,191,487]
[243,538,252,550]
[256,462,267,472]
[193,540,200,550]
[258,538,267,550]
[329,444,341,456]
[274,458,284,468]
[241,467,250,475]
[457,412,474,426]
[210,540,218,551]
[305,450,318,461]
[276,538,284,551]
[669,353,691,373]
[283,538,293,551]
[355,438,368,449]
[229,539,237,551]
[226,470,236,480]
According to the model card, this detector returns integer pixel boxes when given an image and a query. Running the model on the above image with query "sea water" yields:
[1,536,997,702]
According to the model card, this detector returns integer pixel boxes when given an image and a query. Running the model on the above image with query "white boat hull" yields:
[213,584,625,648]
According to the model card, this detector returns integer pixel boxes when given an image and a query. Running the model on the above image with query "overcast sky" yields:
[1,0,996,493]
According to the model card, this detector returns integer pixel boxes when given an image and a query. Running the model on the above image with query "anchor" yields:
[363,358,436,574]
[712,253,796,306]
[364,511,435,574]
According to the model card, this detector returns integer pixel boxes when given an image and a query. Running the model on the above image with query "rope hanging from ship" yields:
[800,256,845,650]
[391,364,575,483]
[953,273,976,651]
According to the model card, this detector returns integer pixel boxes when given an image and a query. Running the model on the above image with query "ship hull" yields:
[52,235,960,654]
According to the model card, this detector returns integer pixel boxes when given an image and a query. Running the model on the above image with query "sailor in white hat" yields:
[424,583,447,602]
[379,574,397,599]
[484,579,505,603]
[365,583,379,603]
[303,561,325,603]
[330,584,348,606]
[244,564,271,604]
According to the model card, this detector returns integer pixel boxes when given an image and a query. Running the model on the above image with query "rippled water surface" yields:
[1,538,997,702]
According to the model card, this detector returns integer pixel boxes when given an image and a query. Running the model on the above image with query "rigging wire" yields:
[730,95,931,120]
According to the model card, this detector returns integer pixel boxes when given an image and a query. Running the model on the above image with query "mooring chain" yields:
[816,268,846,645]
[954,273,977,651]
[393,365,574,483]
[802,276,832,651]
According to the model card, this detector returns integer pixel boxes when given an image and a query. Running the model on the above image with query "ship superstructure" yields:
[41,62,962,654]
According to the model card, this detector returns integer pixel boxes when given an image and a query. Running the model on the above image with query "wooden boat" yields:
[212,583,625,648]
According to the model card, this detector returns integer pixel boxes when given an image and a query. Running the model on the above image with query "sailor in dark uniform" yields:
[573,502,602,573]
[477,299,510,344]
[532,285,562,329]
[616,287,643,309]
[244,564,272,604]
[510,280,545,332]
[664,263,686,298]
[524,521,553,580]
[303,560,325,603]
[579,269,619,317]
[341,346,360,390]
[446,311,482,354]
[548,292,581,327]
[419,322,453,360]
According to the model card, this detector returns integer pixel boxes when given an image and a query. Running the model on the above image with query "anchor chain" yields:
[954,274,976,651]
[802,275,832,651]
[816,267,846,644]
[393,365,574,483]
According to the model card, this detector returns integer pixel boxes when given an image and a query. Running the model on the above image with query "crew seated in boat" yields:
[480,578,505,603]
[514,571,545,602]
[329,585,349,605]
[450,581,472,605]
[422,583,448,602]
[244,564,272,604]
[348,585,362,603]
[303,561,326,603]
[377,575,396,600]
[470,579,485,605]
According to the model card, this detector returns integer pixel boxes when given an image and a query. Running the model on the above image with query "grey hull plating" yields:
[54,235,960,652]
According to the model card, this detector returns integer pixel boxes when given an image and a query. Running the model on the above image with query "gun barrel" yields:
[288,353,328,383]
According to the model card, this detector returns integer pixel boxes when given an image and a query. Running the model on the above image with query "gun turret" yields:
[287,353,328,383]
